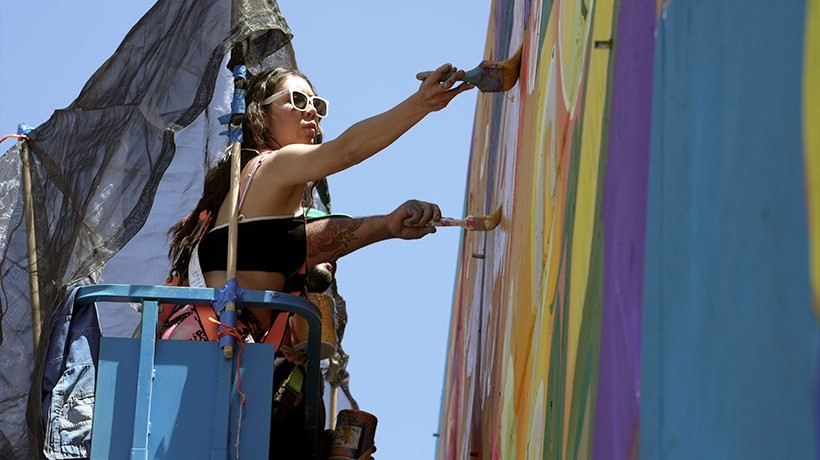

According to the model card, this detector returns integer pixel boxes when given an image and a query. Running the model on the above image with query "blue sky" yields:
[0,1,491,458]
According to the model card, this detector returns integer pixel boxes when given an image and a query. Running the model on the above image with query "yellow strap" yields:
[285,365,304,393]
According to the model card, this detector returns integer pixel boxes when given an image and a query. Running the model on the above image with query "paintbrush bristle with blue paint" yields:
[415,45,523,92]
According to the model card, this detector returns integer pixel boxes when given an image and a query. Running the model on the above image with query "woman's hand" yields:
[417,63,475,112]
[387,199,442,239]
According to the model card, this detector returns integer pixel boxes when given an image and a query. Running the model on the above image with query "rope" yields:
[0,133,28,144]
[208,316,247,458]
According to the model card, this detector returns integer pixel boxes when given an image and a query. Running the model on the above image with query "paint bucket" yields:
[329,409,378,460]
[292,292,336,360]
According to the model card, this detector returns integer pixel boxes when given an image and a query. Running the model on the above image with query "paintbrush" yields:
[431,206,502,231]
[415,45,523,92]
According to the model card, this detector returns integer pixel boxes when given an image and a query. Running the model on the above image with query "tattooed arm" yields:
[305,199,442,265]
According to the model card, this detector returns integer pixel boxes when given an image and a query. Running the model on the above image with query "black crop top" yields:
[197,215,306,278]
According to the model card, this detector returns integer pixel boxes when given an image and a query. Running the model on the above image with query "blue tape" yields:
[218,310,237,349]
[231,65,247,116]
[17,123,33,135]
[227,128,243,143]
[214,278,246,313]
[231,89,246,116]
[222,64,247,142]
[232,65,247,80]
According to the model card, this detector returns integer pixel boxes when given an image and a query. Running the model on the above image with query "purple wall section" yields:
[594,0,655,458]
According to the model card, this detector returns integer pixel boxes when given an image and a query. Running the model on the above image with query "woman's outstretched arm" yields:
[305,199,441,265]
[262,64,475,187]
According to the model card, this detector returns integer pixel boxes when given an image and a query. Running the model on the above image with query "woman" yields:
[159,64,472,457]
[162,63,472,342]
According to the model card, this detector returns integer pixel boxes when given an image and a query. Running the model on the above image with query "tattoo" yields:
[307,218,365,261]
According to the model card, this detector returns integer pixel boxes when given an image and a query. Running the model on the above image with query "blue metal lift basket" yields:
[78,284,322,459]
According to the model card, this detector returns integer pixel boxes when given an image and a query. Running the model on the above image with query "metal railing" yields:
[77,284,322,459]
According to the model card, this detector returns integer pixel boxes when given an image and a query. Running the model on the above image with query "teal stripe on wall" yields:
[642,1,819,459]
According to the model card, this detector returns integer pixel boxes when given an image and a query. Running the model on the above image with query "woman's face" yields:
[264,75,320,147]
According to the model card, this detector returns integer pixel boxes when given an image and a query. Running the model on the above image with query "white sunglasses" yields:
[261,88,329,118]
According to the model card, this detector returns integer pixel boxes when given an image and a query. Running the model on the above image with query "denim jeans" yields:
[41,285,100,459]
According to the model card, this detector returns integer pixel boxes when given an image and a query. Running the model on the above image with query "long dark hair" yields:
[167,67,317,281]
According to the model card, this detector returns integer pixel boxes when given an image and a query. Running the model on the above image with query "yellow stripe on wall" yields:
[805,0,820,317]
[565,0,614,455]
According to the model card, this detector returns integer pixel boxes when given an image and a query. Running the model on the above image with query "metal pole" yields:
[20,140,41,347]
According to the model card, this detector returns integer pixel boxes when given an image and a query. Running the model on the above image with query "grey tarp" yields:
[0,0,295,457]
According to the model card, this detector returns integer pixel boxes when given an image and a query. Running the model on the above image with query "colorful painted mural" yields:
[437,0,819,458]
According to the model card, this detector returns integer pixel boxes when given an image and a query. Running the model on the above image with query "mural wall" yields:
[437,0,820,458]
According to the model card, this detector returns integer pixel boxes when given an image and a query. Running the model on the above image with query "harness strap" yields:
[192,304,289,351]
[263,311,290,347]
[196,304,219,342]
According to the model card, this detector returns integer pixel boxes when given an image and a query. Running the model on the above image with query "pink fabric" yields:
[158,304,265,343]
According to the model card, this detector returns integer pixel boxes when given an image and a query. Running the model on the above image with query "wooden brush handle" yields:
[404,217,482,229]
[431,217,468,227]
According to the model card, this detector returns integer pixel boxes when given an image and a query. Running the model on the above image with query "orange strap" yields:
[158,302,175,326]
[0,133,28,144]
[263,311,290,348]
[195,304,289,350]
[196,305,220,342]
